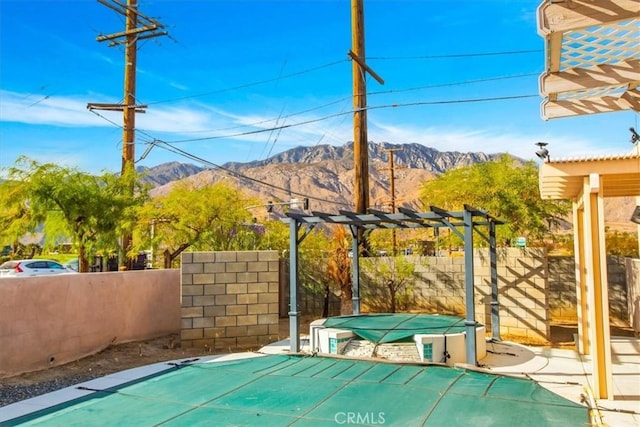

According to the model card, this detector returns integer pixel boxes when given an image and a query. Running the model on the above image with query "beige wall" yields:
[0,269,180,378]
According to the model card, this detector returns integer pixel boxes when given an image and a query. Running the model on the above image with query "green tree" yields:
[419,155,570,246]
[361,255,417,313]
[605,230,639,257]
[327,226,353,315]
[0,157,147,271]
[134,180,259,267]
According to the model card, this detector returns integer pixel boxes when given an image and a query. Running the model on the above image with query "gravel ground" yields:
[0,374,102,407]
[0,334,222,408]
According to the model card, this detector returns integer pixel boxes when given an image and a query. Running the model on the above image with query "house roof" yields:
[538,153,640,199]
[537,0,640,120]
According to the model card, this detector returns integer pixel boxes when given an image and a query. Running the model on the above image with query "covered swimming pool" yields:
[321,313,471,343]
[3,354,586,426]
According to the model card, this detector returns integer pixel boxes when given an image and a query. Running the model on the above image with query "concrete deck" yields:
[482,337,640,427]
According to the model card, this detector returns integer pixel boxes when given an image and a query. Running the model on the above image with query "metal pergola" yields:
[283,205,504,366]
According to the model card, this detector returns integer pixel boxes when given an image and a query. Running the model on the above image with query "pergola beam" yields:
[537,0,639,120]
[540,60,640,95]
[537,0,639,34]
[541,90,640,119]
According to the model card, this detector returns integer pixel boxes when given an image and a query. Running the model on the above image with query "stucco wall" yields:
[0,269,180,378]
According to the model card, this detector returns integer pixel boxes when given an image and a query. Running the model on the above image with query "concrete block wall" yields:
[547,257,577,320]
[625,258,640,334]
[548,255,629,321]
[361,248,550,343]
[474,248,549,343]
[180,251,280,350]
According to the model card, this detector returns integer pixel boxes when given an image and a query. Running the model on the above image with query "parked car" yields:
[0,259,77,278]
[63,258,79,272]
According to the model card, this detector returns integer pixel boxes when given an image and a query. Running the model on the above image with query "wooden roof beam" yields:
[541,89,640,119]
[541,157,640,176]
[538,0,640,34]
[540,59,640,95]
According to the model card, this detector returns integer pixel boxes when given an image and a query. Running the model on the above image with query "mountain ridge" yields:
[141,141,634,230]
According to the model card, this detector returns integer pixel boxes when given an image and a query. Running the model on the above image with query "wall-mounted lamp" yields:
[535,142,549,162]
[630,127,639,145]
[631,206,640,225]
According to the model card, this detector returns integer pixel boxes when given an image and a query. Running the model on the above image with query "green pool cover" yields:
[323,313,471,343]
[5,354,586,426]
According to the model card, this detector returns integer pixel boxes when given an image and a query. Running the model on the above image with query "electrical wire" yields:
[139,73,536,137]
[144,50,540,107]
[89,80,537,207]
[367,73,539,96]
[151,139,352,208]
[145,59,348,106]
[367,49,542,60]
[91,92,537,203]
[259,59,289,161]
[159,94,538,145]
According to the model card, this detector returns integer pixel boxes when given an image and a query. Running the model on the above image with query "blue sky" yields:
[1,0,638,174]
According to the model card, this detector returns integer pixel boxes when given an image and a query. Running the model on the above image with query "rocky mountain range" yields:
[141,141,635,231]
[144,142,506,213]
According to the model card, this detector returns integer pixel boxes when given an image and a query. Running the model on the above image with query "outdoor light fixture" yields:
[631,206,640,225]
[630,127,639,145]
[535,142,549,161]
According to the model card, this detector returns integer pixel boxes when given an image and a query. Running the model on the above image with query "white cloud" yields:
[365,117,628,161]
[2,90,633,167]
[0,90,108,127]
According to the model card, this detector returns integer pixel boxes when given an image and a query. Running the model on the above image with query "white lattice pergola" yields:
[537,0,640,119]
[537,0,640,401]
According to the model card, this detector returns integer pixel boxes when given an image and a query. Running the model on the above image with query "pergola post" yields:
[489,221,500,340]
[463,208,477,366]
[573,200,590,355]
[288,218,300,353]
[350,226,361,315]
[583,174,613,399]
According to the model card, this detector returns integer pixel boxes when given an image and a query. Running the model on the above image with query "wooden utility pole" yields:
[350,0,384,216]
[380,148,403,254]
[351,0,368,215]
[122,0,138,174]
[88,0,167,265]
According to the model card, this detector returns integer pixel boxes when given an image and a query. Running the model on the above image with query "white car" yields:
[0,259,77,278]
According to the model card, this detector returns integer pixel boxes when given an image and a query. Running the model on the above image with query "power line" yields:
[367,49,542,60]
[145,59,348,106]
[151,139,352,207]
[368,72,539,96]
[159,94,538,145]
[136,72,537,137]
[90,93,537,210]
[144,50,541,107]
